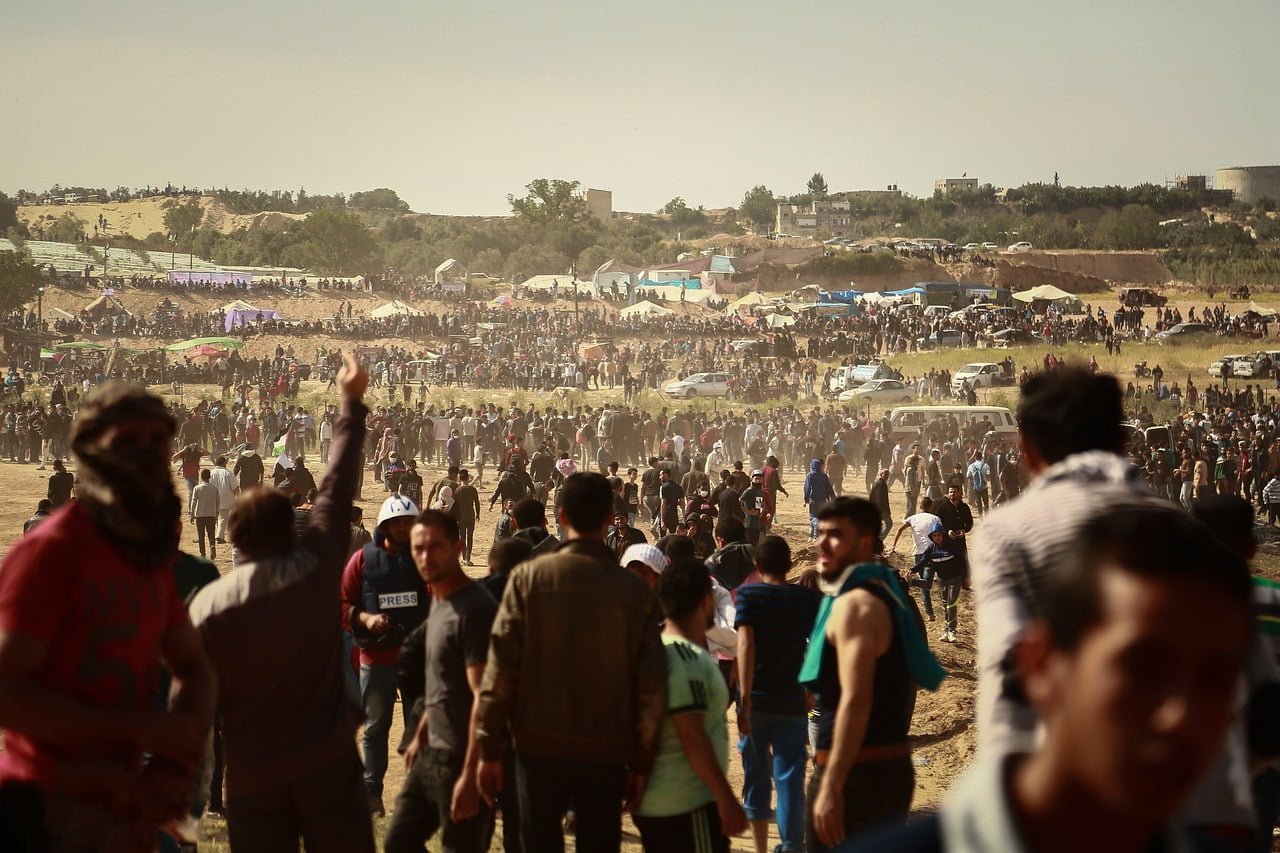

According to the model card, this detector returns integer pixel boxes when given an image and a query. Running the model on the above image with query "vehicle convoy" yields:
[664,371,731,398]
[837,378,915,404]
[950,362,1012,393]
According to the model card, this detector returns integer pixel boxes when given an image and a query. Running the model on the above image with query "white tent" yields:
[370,300,424,318]
[725,291,773,316]
[517,275,594,296]
[1244,301,1278,319]
[434,258,467,285]
[764,312,796,328]
[1012,284,1080,305]
[619,301,675,318]
[219,299,258,313]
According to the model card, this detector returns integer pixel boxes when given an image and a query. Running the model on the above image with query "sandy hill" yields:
[18,196,307,241]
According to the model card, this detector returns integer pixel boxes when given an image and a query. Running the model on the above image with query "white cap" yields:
[377,494,419,528]
[621,544,669,575]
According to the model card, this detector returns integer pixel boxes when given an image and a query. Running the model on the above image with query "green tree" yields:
[163,198,204,240]
[740,185,776,233]
[0,192,20,236]
[662,197,703,231]
[48,213,87,243]
[0,251,44,314]
[807,172,829,196]
[349,188,410,211]
[508,179,587,223]
[296,210,379,274]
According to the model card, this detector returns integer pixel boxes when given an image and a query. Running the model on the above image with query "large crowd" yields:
[4,277,1280,853]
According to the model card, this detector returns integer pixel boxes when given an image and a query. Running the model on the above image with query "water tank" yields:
[1215,166,1280,205]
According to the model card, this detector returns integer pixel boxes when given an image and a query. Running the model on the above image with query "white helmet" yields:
[377,494,419,528]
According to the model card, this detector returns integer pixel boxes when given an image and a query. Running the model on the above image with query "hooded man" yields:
[233,445,264,490]
[704,440,729,477]
[804,458,837,541]
[510,497,560,558]
[0,383,216,845]
[341,493,429,815]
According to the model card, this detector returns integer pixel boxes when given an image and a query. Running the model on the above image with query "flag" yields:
[272,425,290,456]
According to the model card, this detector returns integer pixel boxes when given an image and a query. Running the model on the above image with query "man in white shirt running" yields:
[890,496,942,620]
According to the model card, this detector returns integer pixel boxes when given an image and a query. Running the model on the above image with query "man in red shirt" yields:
[0,384,216,849]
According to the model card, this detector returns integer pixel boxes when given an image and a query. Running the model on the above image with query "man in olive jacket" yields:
[475,472,666,853]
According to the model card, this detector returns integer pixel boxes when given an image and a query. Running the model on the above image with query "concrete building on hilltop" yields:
[1215,166,1280,205]
[586,188,613,221]
[1172,174,1235,207]
[775,187,903,237]
[934,177,979,197]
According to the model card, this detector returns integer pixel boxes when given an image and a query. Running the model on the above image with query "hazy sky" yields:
[3,0,1276,215]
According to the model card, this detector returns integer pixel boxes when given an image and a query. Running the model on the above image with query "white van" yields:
[888,405,1017,444]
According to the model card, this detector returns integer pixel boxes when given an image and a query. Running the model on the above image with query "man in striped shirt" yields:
[972,367,1163,756]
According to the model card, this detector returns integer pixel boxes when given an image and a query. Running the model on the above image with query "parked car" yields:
[1154,322,1214,342]
[951,363,1010,393]
[962,243,981,251]
[1007,241,1034,252]
[980,242,999,251]
[1207,355,1250,378]
[839,378,916,404]
[664,372,731,398]
[828,362,897,393]
[916,329,965,349]
[1233,351,1280,378]
[990,328,1044,347]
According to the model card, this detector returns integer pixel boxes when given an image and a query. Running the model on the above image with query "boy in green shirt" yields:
[634,559,747,852]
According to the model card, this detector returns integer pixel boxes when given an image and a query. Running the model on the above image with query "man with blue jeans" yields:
[804,459,836,542]
[735,535,821,853]
[890,497,942,621]
[342,494,428,816]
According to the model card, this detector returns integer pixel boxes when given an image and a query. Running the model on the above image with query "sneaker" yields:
[947,631,957,643]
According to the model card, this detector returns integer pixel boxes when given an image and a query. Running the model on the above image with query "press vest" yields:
[357,542,428,650]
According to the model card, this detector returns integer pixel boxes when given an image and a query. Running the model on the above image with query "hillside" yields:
[18,196,307,241]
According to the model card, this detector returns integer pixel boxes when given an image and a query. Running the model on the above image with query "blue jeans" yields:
[359,663,401,800]
[809,514,820,539]
[739,711,808,853]
[909,557,935,619]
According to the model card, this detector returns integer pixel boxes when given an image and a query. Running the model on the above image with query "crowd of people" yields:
[2,347,1280,853]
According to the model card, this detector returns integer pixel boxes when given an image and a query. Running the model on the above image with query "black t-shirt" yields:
[740,486,767,528]
[658,481,684,521]
[641,467,662,498]
[47,471,74,507]
[424,582,498,753]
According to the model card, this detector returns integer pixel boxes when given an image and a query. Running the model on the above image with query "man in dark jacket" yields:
[706,516,756,591]
[804,458,837,541]
[509,497,560,558]
[869,468,892,539]
[233,448,264,490]
[476,473,666,853]
[934,484,974,579]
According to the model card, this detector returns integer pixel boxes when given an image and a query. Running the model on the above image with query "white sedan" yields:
[838,378,916,403]
[664,372,731,398]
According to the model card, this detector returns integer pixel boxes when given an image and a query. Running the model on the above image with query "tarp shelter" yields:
[765,312,796,328]
[726,292,772,315]
[1012,285,1083,311]
[370,300,424,318]
[55,341,108,352]
[517,276,593,297]
[434,258,468,286]
[169,271,253,286]
[220,300,281,331]
[48,307,77,321]
[164,337,245,352]
[84,294,131,319]
[619,301,675,319]
[1244,301,1278,319]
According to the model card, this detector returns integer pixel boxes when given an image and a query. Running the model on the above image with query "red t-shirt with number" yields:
[0,503,188,788]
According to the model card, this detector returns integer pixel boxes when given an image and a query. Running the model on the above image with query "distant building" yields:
[1174,174,1234,207]
[775,187,903,237]
[1215,166,1280,206]
[934,177,978,197]
[586,188,613,221]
